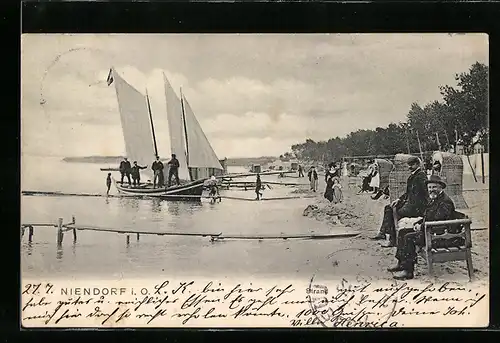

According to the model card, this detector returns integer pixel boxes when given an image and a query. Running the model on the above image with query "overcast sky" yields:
[21,34,488,158]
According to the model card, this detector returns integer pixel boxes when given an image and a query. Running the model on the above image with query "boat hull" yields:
[113,178,205,201]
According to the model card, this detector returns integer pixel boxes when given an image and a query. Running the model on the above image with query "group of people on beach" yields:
[370,155,458,280]
[298,163,343,203]
[300,155,460,281]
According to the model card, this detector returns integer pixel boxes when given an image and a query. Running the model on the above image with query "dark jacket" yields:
[423,191,455,222]
[308,170,318,181]
[119,160,131,173]
[398,168,428,214]
[131,165,147,178]
[256,177,262,190]
[152,160,164,172]
[167,158,180,169]
[422,191,460,248]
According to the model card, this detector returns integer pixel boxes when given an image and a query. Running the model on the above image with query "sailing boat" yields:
[107,67,223,201]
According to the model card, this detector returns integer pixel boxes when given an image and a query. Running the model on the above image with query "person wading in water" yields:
[152,156,164,188]
[106,173,112,195]
[255,173,263,200]
[167,154,181,187]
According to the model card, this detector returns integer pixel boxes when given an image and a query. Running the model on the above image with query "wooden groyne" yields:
[20,216,362,247]
[213,232,359,241]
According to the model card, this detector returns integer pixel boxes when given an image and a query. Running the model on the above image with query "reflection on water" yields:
[151,198,162,213]
[119,198,140,212]
[24,242,33,256]
[56,246,63,260]
[21,156,339,279]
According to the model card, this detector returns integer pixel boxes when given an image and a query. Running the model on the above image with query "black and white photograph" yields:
[21,34,489,328]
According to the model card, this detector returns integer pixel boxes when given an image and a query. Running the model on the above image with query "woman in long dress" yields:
[369,162,380,194]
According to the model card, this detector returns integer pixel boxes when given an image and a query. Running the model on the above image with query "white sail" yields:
[182,94,223,170]
[111,68,155,180]
[163,73,190,181]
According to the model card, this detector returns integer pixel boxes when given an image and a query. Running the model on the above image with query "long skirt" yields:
[369,172,380,188]
[324,187,334,202]
[310,178,318,191]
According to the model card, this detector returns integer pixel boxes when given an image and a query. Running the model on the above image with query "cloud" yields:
[21,33,488,158]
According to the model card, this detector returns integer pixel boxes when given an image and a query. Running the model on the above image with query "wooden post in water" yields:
[57,217,64,246]
[136,233,140,241]
[71,215,77,242]
[126,235,130,245]
[28,225,33,242]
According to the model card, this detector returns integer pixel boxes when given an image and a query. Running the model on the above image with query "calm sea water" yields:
[21,156,343,279]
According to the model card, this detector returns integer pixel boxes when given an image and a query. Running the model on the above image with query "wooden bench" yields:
[393,209,474,280]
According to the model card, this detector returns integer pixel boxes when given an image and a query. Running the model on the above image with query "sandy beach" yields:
[300,174,489,286]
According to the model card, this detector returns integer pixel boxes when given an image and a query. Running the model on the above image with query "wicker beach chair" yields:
[375,158,394,191]
[388,154,419,204]
[431,151,468,209]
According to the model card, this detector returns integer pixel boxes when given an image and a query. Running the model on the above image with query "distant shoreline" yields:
[62,155,278,167]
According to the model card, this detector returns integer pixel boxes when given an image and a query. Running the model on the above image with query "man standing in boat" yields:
[152,155,164,188]
[167,153,181,187]
[119,157,132,186]
[131,161,147,187]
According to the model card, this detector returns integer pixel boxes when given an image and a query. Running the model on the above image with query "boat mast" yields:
[180,87,190,166]
[146,89,159,157]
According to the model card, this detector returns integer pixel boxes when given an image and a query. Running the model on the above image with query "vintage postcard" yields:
[21,33,489,328]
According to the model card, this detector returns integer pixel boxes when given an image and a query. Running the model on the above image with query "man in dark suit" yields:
[388,175,455,280]
[167,154,181,187]
[372,156,428,247]
[119,157,132,186]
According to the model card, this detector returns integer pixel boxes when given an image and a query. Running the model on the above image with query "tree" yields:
[440,62,488,151]
[287,61,488,159]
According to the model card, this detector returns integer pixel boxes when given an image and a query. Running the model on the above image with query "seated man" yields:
[388,175,455,280]
[371,156,428,247]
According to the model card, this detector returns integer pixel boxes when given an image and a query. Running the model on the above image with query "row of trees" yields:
[286,62,488,163]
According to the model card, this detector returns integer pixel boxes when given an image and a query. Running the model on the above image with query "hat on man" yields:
[406,156,420,165]
[426,174,447,189]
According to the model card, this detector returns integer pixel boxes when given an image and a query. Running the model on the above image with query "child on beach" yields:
[106,173,112,195]
[332,177,343,203]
